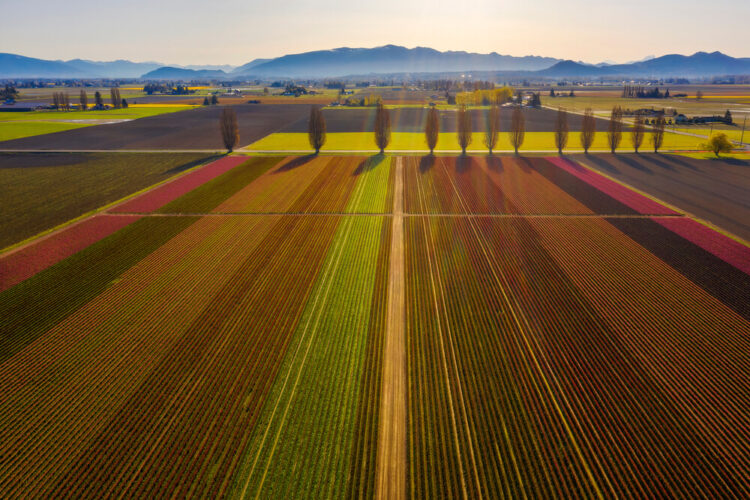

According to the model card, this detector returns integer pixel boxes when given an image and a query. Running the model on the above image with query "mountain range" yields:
[0,53,235,79]
[2,47,750,80]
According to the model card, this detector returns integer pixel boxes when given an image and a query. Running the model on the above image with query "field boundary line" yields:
[375,157,406,500]
[575,158,750,248]
[0,154,224,257]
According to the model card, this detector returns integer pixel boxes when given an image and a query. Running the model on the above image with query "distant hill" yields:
[537,60,614,78]
[140,67,228,80]
[0,53,85,78]
[233,45,560,78]
[232,58,272,74]
[537,51,750,78]
[0,53,231,79]
[64,59,164,78]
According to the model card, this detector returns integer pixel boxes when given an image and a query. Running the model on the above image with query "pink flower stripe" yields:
[110,156,247,213]
[654,217,750,275]
[547,157,678,215]
[0,214,141,292]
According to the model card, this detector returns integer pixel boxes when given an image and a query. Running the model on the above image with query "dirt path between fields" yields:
[375,157,406,500]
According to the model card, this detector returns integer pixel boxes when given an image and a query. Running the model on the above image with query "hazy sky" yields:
[2,0,748,66]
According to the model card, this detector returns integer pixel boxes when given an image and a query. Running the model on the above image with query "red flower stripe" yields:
[547,156,678,215]
[654,217,750,275]
[110,156,248,213]
[0,214,140,292]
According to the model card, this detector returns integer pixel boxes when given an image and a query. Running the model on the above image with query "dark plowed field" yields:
[579,154,750,241]
[0,104,308,150]
[281,106,620,133]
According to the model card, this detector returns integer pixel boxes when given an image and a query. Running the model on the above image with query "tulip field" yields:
[0,153,748,498]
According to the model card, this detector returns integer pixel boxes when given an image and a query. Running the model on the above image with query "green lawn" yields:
[544,95,750,118]
[245,131,705,152]
[0,152,216,249]
[0,121,91,142]
[0,106,194,142]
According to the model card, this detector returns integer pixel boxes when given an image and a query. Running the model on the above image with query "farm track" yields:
[376,157,406,500]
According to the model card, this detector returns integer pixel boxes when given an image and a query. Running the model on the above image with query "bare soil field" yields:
[576,153,750,241]
[281,106,620,133]
[0,104,309,150]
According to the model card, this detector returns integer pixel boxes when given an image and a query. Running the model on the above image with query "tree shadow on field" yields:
[712,156,750,167]
[485,155,504,174]
[654,154,700,171]
[639,154,679,173]
[272,154,316,174]
[614,154,655,175]
[584,154,628,175]
[353,153,384,176]
[517,156,536,174]
[166,154,222,174]
[419,155,436,173]
[455,155,475,174]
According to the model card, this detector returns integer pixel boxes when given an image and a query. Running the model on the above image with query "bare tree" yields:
[424,105,439,154]
[52,92,60,110]
[110,88,122,109]
[606,106,623,153]
[580,108,596,153]
[696,90,704,100]
[308,105,326,154]
[94,91,103,109]
[374,102,391,153]
[484,104,500,154]
[220,107,239,152]
[509,106,525,154]
[456,104,472,155]
[651,116,666,153]
[631,114,645,152]
[554,107,569,154]
[63,93,70,111]
[79,90,88,111]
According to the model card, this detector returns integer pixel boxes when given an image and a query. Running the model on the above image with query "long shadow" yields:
[485,155,504,173]
[615,154,655,175]
[353,153,384,176]
[711,156,750,167]
[455,155,474,174]
[272,154,316,174]
[419,154,436,173]
[641,154,681,172]
[652,154,699,172]
[583,154,625,175]
[166,154,223,174]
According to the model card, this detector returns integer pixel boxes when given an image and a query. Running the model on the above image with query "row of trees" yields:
[53,89,125,111]
[573,106,665,153]
[622,85,670,99]
[305,104,674,155]
[52,92,72,111]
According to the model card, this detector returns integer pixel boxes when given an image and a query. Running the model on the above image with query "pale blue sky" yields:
[1,0,748,65]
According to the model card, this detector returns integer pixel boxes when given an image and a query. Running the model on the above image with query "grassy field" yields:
[245,131,705,152]
[0,152,216,249]
[0,106,195,142]
[543,95,750,118]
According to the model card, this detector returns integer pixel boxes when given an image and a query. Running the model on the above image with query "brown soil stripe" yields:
[607,217,750,321]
